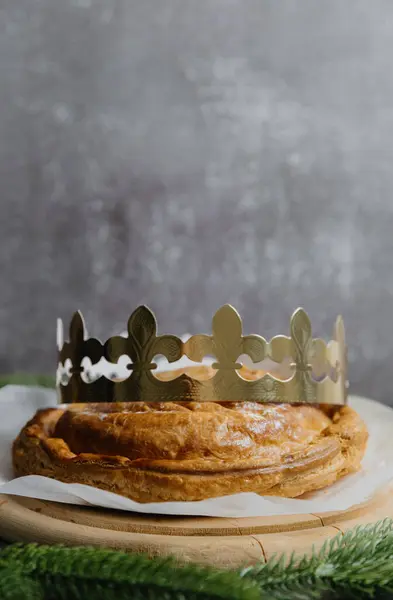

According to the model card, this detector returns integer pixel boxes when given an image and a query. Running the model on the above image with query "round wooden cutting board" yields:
[0,488,392,568]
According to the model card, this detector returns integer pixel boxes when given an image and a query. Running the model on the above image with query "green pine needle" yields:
[246,518,393,599]
[0,544,260,600]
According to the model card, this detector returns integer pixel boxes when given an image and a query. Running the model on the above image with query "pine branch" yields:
[0,543,260,600]
[0,564,42,600]
[245,518,393,599]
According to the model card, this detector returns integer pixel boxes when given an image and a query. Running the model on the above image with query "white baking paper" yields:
[0,385,392,517]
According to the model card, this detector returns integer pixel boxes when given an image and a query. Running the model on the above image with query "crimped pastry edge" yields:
[12,404,368,503]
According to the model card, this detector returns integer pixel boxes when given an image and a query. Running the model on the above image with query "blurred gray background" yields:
[1,0,393,403]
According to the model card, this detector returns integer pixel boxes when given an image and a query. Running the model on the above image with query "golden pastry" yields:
[13,366,368,503]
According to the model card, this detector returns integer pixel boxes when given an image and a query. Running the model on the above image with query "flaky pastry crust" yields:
[13,367,368,503]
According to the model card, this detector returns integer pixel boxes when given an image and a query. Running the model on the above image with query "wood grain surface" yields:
[0,489,392,567]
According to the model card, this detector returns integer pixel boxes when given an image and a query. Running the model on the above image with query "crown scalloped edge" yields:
[57,305,348,405]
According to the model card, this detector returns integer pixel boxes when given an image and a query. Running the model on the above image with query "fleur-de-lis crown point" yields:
[57,305,347,406]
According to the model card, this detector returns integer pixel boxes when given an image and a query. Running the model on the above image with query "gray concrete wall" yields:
[1,0,393,403]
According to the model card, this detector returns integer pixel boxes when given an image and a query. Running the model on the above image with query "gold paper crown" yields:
[57,305,348,406]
